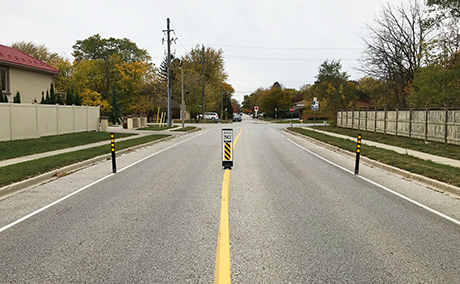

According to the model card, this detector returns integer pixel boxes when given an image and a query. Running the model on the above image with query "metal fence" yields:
[336,108,460,145]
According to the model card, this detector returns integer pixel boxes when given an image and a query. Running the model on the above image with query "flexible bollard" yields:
[111,133,116,173]
[355,133,361,175]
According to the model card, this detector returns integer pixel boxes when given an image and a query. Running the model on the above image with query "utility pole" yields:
[202,45,205,123]
[163,18,173,127]
[181,61,185,129]
[221,83,224,121]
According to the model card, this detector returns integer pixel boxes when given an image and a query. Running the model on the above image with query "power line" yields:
[225,55,358,62]
[208,44,361,51]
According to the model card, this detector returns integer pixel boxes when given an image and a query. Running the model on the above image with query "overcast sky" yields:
[3,0,403,103]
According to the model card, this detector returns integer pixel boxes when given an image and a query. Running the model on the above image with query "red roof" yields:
[0,44,59,74]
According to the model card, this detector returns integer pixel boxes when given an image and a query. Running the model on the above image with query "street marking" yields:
[284,134,460,227]
[214,169,231,284]
[0,130,207,234]
[233,129,242,148]
[215,128,241,284]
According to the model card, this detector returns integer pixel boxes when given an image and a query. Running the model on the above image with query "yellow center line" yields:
[214,128,242,284]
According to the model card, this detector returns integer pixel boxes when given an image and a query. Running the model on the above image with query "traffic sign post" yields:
[311,99,319,131]
[222,129,233,169]
[290,107,295,127]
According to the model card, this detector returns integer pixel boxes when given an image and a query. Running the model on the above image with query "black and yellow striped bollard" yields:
[355,133,361,175]
[111,133,117,173]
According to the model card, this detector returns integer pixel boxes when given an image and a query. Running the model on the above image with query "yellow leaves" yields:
[80,89,109,112]
[326,84,336,95]
[114,60,149,95]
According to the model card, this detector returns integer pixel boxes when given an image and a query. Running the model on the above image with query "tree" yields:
[54,58,74,94]
[65,86,75,105]
[49,84,56,104]
[71,35,153,118]
[182,45,229,113]
[72,34,151,64]
[408,58,460,107]
[314,60,356,119]
[427,0,460,18]
[356,77,383,107]
[74,93,82,106]
[242,95,251,111]
[360,0,436,108]
[261,82,292,117]
[13,91,21,103]
[315,60,349,84]
[11,41,61,67]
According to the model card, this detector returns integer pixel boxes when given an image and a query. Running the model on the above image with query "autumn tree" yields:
[313,60,356,120]
[72,34,150,63]
[182,45,230,114]
[11,41,61,67]
[356,77,383,108]
[261,82,293,117]
[408,51,460,107]
[71,35,153,122]
[360,0,436,108]
[242,95,251,112]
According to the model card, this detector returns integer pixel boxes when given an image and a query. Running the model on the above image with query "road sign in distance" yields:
[290,107,295,113]
[311,101,319,111]
[254,106,259,112]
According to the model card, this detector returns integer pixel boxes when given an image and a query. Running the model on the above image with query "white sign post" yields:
[311,99,319,131]
[222,129,233,169]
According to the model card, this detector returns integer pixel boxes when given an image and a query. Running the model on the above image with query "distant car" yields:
[196,112,219,120]
[233,114,242,122]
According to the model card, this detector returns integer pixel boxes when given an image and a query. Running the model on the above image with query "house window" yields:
[0,67,8,93]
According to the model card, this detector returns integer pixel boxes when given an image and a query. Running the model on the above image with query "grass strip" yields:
[289,127,460,187]
[172,126,196,132]
[0,132,135,161]
[274,120,314,124]
[0,134,169,187]
[314,126,460,161]
[138,125,177,131]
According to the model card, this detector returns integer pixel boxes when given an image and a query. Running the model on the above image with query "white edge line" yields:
[285,135,460,227]
[0,130,207,234]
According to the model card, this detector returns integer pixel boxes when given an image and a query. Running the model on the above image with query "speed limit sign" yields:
[222,129,233,169]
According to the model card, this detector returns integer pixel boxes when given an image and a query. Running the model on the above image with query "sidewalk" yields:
[0,126,184,168]
[301,126,460,169]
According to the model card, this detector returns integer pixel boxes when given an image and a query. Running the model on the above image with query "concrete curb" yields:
[0,134,178,199]
[284,129,460,197]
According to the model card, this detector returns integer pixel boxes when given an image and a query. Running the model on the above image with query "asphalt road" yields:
[1,114,460,283]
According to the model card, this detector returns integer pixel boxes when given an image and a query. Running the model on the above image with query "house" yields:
[0,44,60,104]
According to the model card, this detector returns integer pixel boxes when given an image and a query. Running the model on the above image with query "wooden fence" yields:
[336,108,460,145]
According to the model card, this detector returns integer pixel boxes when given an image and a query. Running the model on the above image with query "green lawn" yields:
[172,126,197,132]
[138,125,177,131]
[288,127,460,188]
[0,132,135,161]
[274,120,315,124]
[0,134,169,187]
[313,126,460,160]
